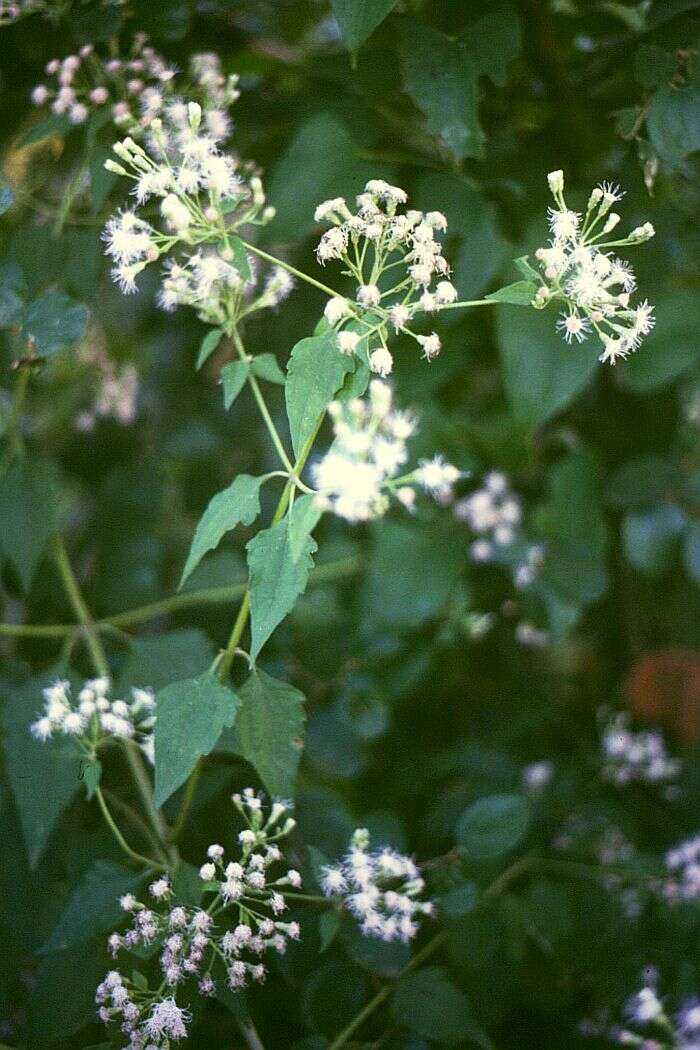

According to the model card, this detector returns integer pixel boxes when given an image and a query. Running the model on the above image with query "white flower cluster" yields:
[600,711,681,791]
[662,834,700,903]
[316,180,456,377]
[31,37,237,136]
[583,975,700,1049]
[99,791,301,1046]
[75,342,138,431]
[532,170,655,364]
[103,102,281,326]
[30,677,156,762]
[311,379,459,522]
[321,828,433,943]
[454,471,544,587]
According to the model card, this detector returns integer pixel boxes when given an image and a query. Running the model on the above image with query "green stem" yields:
[236,1017,267,1050]
[239,240,344,303]
[435,298,496,312]
[229,324,295,473]
[218,591,251,682]
[94,786,164,870]
[103,787,169,863]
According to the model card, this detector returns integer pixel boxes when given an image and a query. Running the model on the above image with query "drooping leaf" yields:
[331,0,397,52]
[154,674,240,807]
[496,304,598,430]
[285,330,355,460]
[221,359,250,410]
[247,517,318,659]
[0,457,59,591]
[21,291,88,357]
[41,861,143,953]
[487,281,537,305]
[196,327,224,370]
[2,668,81,866]
[455,794,530,860]
[180,474,267,588]
[118,629,215,693]
[400,20,485,162]
[231,669,306,797]
[392,967,481,1045]
[251,353,286,384]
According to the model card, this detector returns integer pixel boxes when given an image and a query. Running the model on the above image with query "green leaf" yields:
[513,255,541,281]
[439,881,479,918]
[456,795,530,860]
[684,522,700,584]
[196,327,224,370]
[268,113,393,242]
[180,474,266,588]
[0,183,15,215]
[635,44,677,89]
[391,967,476,1044]
[0,457,59,591]
[2,668,81,866]
[30,939,112,1042]
[285,330,355,460]
[487,280,537,305]
[251,353,286,384]
[400,20,484,162]
[331,0,397,52]
[620,292,700,391]
[460,1,522,87]
[154,674,240,807]
[646,84,700,168]
[288,493,323,562]
[21,291,88,357]
[622,506,686,575]
[80,757,102,800]
[118,629,216,693]
[606,456,681,509]
[234,669,306,799]
[221,359,250,410]
[41,861,142,953]
[496,304,598,430]
[247,517,318,659]
[229,235,252,282]
[319,910,341,952]
[22,112,73,145]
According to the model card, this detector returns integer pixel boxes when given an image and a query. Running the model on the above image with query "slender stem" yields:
[229,324,295,473]
[94,786,164,870]
[0,622,76,638]
[435,298,496,312]
[236,1017,267,1050]
[103,787,169,863]
[218,591,251,682]
[52,534,110,678]
[239,240,344,303]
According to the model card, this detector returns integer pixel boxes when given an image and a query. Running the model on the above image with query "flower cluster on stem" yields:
[599,711,680,792]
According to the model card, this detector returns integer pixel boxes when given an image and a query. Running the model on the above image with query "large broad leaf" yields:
[460,2,522,87]
[41,861,144,953]
[455,794,530,860]
[620,292,700,392]
[154,674,240,807]
[2,669,81,866]
[234,669,306,799]
[30,939,112,1043]
[247,518,318,660]
[268,113,393,242]
[20,291,88,357]
[496,304,598,430]
[0,457,59,592]
[647,83,700,168]
[118,629,216,693]
[285,330,355,460]
[400,20,484,162]
[622,505,687,575]
[179,474,267,588]
[331,0,397,52]
[392,967,486,1046]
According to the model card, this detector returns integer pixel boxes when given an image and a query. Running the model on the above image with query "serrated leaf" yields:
[233,669,306,797]
[21,291,88,357]
[455,795,530,860]
[196,327,224,369]
[154,674,240,807]
[251,353,286,384]
[0,457,59,591]
[42,861,143,953]
[487,280,537,305]
[288,493,323,562]
[285,330,355,459]
[247,517,317,659]
[221,359,250,409]
[180,474,267,587]
[496,304,598,430]
[331,0,397,52]
[400,20,484,162]
[2,668,81,865]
